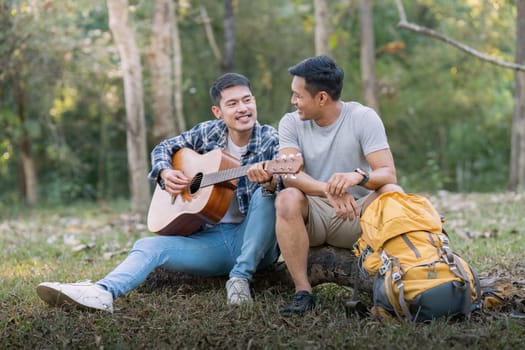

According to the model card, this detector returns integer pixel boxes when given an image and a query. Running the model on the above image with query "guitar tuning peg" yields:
[280,154,288,161]
[295,153,302,158]
[289,174,297,179]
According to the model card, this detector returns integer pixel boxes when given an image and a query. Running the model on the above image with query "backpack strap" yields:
[381,252,413,322]
[345,256,370,318]
[469,263,482,305]
[440,230,482,311]
[356,244,372,279]
[438,233,474,317]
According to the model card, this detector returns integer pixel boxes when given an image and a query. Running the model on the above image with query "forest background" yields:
[1,0,523,217]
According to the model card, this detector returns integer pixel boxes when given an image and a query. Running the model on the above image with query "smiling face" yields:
[290,76,320,122]
[211,85,257,145]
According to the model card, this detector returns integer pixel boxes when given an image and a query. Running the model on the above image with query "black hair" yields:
[288,55,344,100]
[209,72,251,106]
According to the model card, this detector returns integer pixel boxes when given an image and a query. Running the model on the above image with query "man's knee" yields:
[131,236,162,255]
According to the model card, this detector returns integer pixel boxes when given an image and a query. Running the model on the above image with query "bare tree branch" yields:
[394,0,525,72]
[199,5,222,62]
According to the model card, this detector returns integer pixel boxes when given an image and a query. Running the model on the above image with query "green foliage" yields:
[378,21,513,192]
[0,1,521,205]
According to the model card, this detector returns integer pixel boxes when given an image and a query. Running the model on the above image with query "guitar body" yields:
[147,148,239,236]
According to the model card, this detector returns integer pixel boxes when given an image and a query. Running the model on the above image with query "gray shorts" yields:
[306,195,369,249]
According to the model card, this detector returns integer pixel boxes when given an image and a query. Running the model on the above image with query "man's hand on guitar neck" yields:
[159,169,192,196]
[246,162,273,188]
[246,153,303,192]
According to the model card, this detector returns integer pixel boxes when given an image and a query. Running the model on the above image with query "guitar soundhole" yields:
[189,173,203,194]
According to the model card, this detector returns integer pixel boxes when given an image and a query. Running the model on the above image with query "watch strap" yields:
[355,168,370,186]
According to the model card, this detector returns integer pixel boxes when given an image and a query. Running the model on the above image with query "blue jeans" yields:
[97,188,278,299]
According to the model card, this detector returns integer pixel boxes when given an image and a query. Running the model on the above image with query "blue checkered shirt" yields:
[148,119,279,215]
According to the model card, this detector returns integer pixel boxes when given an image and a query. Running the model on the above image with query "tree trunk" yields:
[20,137,38,205]
[171,0,186,133]
[107,0,150,215]
[222,0,235,72]
[15,78,38,205]
[97,109,109,198]
[510,0,525,191]
[359,0,379,111]
[314,0,329,56]
[148,0,176,145]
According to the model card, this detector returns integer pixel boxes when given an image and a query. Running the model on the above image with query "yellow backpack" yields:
[353,191,481,322]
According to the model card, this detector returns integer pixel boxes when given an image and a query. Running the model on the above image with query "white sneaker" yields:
[226,277,253,305]
[36,281,114,313]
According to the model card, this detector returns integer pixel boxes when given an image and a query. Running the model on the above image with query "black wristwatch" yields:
[354,168,370,186]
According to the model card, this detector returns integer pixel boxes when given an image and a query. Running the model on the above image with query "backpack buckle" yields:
[379,250,392,275]
[392,271,402,282]
[362,246,372,259]
[442,246,455,265]
[438,234,449,246]
[379,259,391,275]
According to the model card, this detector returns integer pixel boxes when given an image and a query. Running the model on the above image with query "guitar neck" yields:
[201,163,255,187]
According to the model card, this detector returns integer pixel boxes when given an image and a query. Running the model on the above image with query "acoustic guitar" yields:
[147,148,302,235]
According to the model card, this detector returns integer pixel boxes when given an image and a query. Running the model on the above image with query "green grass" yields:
[1,193,525,349]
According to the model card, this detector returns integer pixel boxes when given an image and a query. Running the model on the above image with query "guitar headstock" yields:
[265,153,303,175]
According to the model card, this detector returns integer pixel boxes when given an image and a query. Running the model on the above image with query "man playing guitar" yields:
[37,73,292,311]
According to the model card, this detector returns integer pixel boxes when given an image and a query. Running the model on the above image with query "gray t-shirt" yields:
[278,101,390,199]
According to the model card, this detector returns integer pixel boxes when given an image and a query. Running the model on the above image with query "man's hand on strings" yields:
[160,169,191,196]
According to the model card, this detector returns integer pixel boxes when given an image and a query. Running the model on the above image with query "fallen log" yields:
[141,245,372,294]
[140,245,525,316]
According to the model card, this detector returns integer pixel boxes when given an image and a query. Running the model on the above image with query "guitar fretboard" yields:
[201,164,253,187]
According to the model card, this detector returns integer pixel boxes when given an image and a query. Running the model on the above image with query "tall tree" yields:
[149,0,177,144]
[171,0,186,133]
[314,0,329,56]
[359,0,378,111]
[15,76,39,205]
[149,0,186,144]
[510,0,525,191]
[107,0,150,214]
[223,0,235,72]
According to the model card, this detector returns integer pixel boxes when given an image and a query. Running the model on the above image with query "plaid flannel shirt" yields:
[148,119,279,215]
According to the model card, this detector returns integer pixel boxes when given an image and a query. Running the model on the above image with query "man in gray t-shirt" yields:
[276,55,404,317]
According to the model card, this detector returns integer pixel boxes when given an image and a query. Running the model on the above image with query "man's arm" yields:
[359,148,397,190]
[326,148,397,197]
[320,148,397,221]
[279,147,328,197]
[148,139,180,182]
